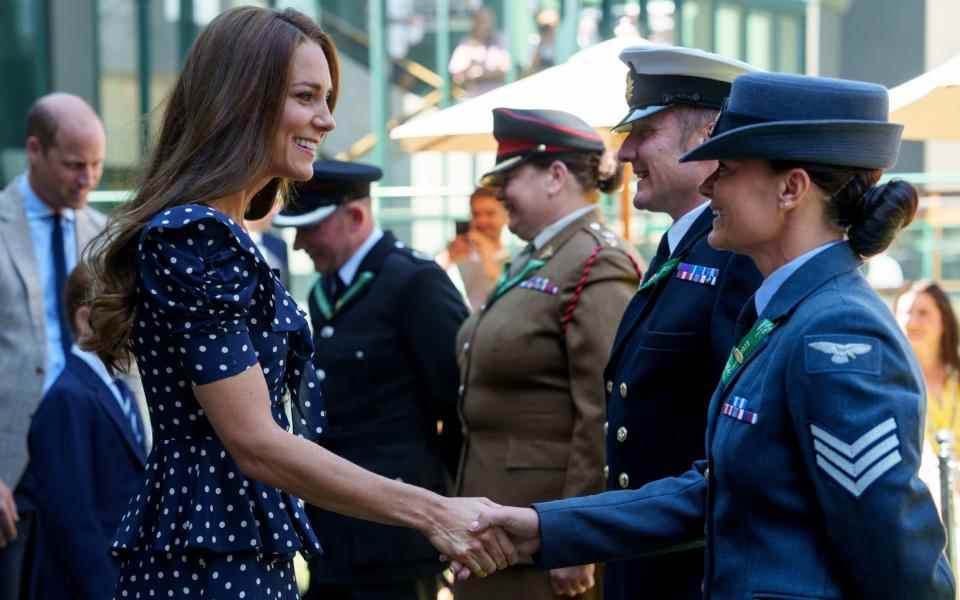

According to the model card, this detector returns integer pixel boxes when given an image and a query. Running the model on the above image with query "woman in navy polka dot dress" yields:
[83,7,515,599]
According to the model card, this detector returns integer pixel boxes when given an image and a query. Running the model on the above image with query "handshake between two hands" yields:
[427,498,597,598]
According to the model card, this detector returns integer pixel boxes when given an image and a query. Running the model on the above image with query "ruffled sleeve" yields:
[138,210,260,385]
[116,205,325,558]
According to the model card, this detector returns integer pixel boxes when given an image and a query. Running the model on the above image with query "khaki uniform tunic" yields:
[455,209,641,600]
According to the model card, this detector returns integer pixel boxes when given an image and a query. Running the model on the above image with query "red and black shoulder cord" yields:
[560,244,642,333]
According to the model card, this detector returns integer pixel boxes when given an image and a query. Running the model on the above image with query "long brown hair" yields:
[84,7,339,372]
[898,280,960,375]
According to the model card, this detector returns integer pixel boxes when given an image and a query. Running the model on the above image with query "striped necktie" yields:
[114,377,144,448]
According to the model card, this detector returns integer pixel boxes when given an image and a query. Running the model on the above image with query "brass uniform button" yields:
[606,380,613,394]
[733,347,744,363]
[618,472,630,488]
[603,465,609,479]
[616,426,628,443]
[619,382,628,398]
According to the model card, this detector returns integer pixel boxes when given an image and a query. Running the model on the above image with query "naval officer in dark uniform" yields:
[601,46,762,600]
[274,160,468,600]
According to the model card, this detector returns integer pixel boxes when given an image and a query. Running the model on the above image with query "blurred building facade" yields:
[2,0,959,298]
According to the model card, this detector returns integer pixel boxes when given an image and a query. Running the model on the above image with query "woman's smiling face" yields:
[269,41,336,182]
[700,159,785,255]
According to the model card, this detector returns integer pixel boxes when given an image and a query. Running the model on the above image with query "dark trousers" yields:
[0,507,34,600]
[303,576,439,600]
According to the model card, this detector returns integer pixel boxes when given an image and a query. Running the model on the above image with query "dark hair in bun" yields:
[770,162,919,258]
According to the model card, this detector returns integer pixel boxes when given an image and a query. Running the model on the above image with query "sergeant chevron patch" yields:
[810,417,902,498]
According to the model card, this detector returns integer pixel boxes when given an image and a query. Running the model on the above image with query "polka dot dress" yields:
[112,205,327,598]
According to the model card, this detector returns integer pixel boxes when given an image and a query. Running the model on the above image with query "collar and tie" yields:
[113,377,145,449]
[648,233,672,275]
[639,233,672,289]
[323,272,346,305]
[51,214,73,357]
[733,297,759,343]
[508,243,536,278]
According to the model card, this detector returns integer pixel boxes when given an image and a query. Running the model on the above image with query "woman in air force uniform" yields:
[526,72,955,600]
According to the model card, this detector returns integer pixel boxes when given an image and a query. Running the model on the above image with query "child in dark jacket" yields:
[20,262,146,600]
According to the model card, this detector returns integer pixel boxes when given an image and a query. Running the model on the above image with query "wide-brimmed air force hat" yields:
[479,107,605,187]
[680,72,903,170]
[274,160,383,227]
[614,45,757,131]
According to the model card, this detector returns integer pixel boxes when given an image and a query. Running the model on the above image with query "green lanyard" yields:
[720,318,778,385]
[639,257,681,291]
[312,271,375,320]
[488,259,546,303]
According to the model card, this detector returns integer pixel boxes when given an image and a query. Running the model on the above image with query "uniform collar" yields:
[338,227,384,285]
[755,240,843,317]
[759,241,860,323]
[532,205,596,250]
[19,173,76,223]
[667,200,710,255]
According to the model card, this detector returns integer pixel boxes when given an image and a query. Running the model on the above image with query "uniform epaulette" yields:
[583,221,623,250]
[581,221,642,275]
[390,239,436,264]
[560,223,642,333]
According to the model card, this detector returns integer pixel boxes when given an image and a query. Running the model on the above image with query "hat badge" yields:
[624,70,634,106]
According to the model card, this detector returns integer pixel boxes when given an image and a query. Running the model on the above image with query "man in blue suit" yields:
[599,45,762,600]
[19,263,146,600]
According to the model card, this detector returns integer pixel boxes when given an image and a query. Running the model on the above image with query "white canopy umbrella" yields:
[390,35,649,152]
[889,54,960,141]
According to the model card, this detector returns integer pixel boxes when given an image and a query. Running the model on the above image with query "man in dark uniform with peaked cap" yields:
[599,45,763,600]
[274,160,468,600]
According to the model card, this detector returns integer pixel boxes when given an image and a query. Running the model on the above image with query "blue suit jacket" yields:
[603,209,761,600]
[535,243,954,600]
[21,354,146,600]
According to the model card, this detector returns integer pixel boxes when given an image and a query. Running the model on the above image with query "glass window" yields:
[679,0,712,51]
[0,0,49,178]
[746,10,771,70]
[777,14,802,73]
[715,3,742,60]
[98,0,142,180]
[887,220,930,282]
[275,0,319,18]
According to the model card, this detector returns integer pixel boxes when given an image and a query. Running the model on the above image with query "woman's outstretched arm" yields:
[195,365,516,576]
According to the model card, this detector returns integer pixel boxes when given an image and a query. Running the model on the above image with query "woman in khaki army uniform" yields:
[455,108,641,600]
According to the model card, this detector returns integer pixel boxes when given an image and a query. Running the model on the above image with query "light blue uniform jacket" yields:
[534,242,955,600]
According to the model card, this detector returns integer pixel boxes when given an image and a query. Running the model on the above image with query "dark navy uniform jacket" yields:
[20,353,146,600]
[535,242,955,600]
[303,230,468,584]
[603,207,760,600]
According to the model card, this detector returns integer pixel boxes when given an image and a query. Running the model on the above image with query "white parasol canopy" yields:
[390,35,649,152]
[889,53,960,141]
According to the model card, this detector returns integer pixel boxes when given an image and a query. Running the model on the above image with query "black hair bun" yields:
[847,179,918,258]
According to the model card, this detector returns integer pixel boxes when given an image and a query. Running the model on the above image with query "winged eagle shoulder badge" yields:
[808,341,873,364]
[804,335,881,375]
